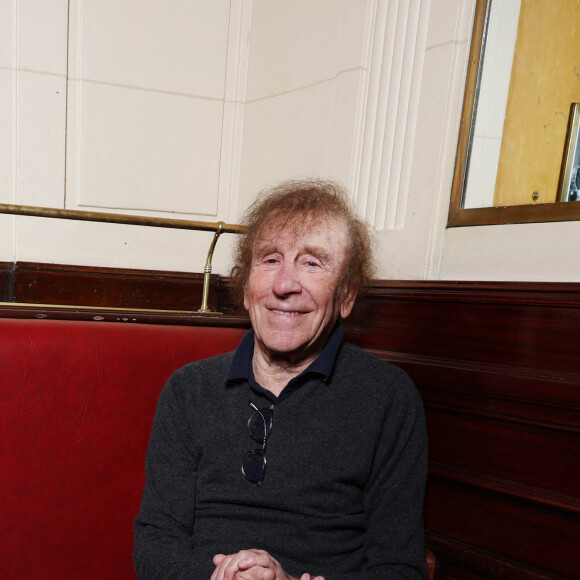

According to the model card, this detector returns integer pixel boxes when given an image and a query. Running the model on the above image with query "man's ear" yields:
[339,288,357,319]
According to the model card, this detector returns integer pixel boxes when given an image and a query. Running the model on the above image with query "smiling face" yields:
[243,215,357,369]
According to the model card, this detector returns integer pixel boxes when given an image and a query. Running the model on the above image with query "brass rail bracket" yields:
[197,221,225,314]
[0,203,245,315]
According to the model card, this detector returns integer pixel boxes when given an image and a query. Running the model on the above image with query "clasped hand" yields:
[211,549,325,580]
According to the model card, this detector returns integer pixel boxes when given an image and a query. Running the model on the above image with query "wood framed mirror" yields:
[448,0,580,227]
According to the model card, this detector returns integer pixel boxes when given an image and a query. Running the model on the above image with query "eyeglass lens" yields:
[242,402,274,485]
[247,405,273,442]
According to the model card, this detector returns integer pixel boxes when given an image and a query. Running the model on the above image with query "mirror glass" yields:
[449,0,580,226]
[462,0,520,208]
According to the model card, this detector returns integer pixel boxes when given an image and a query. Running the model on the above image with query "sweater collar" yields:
[225,322,343,403]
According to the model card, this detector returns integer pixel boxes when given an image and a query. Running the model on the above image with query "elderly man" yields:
[134,180,428,580]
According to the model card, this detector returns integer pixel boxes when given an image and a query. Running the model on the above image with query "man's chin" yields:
[260,338,323,366]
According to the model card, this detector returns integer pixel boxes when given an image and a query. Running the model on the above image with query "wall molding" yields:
[429,462,580,516]
[65,1,236,219]
[218,0,253,224]
[0,261,215,312]
[354,0,429,231]
[425,532,560,580]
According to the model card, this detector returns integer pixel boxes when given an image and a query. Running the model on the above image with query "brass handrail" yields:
[0,203,246,314]
[0,203,245,233]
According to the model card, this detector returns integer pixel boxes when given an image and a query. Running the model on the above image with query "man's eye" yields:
[305,260,320,268]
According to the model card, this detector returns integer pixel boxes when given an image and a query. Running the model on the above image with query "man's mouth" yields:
[268,308,306,315]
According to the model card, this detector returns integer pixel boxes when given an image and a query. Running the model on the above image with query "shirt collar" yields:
[225,322,344,401]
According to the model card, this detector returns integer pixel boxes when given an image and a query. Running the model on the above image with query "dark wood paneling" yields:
[3,261,214,311]
[343,282,580,580]
[0,261,245,324]
[427,407,579,502]
[427,479,579,579]
[345,282,580,375]
[1,266,579,579]
[0,261,12,302]
[216,277,243,315]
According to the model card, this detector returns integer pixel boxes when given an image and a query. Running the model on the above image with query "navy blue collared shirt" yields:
[225,322,344,404]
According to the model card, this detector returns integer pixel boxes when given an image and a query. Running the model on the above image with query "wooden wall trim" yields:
[346,282,580,377]
[0,261,12,302]
[370,349,580,408]
[429,462,580,516]
[0,261,245,324]
[425,533,558,580]
[366,279,580,305]
[1,261,218,312]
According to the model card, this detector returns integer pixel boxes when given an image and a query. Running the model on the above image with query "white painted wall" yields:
[1,0,578,283]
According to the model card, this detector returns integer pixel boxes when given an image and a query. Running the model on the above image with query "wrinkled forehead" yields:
[252,211,349,254]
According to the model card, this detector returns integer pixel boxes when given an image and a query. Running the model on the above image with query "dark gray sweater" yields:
[134,342,428,579]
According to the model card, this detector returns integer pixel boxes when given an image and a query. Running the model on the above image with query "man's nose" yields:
[272,261,301,295]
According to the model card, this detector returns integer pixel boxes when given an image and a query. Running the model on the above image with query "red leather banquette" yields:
[0,317,245,580]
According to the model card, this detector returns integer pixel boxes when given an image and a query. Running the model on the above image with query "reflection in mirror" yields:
[448,0,580,227]
[558,103,580,203]
[463,0,520,209]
